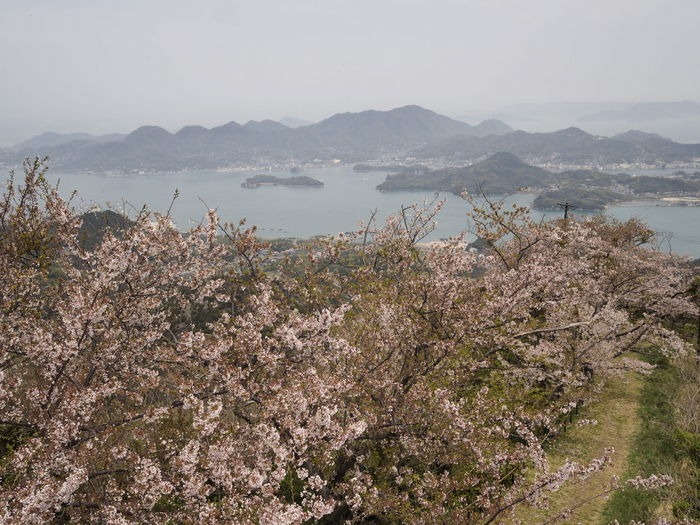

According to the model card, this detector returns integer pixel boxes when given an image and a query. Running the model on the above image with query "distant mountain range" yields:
[2,104,699,172]
[577,101,700,122]
[413,127,700,165]
[0,106,512,171]
[459,101,700,143]
[11,131,128,151]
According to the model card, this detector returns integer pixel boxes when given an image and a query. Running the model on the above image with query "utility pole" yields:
[557,202,577,219]
[691,276,700,356]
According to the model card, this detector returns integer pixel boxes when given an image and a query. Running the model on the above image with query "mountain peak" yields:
[175,125,209,139]
[279,116,313,128]
[612,129,670,143]
[243,120,289,132]
[14,131,99,150]
[473,119,513,136]
[555,126,594,137]
[212,121,242,131]
[480,151,530,169]
[389,104,433,114]
[124,125,173,144]
[313,105,483,146]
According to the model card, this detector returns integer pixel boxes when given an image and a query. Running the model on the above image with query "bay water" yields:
[46,166,700,258]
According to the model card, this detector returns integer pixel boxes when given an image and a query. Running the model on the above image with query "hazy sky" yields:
[2,0,700,145]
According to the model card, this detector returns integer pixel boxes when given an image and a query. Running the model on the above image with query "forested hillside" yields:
[1,159,698,524]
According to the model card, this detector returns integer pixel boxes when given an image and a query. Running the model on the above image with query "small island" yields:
[532,188,624,211]
[241,174,324,189]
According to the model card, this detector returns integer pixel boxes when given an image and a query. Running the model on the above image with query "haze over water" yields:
[47,167,700,259]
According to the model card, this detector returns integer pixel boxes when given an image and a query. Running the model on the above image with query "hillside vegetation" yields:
[0,158,697,524]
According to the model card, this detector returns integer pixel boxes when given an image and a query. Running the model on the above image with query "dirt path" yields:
[510,373,644,524]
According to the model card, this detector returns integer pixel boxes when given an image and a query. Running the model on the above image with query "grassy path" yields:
[510,373,644,524]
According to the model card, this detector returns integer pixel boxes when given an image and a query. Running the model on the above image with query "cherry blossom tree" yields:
[0,159,695,524]
[0,160,365,523]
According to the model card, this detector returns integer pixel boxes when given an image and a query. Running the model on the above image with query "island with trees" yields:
[241,174,324,189]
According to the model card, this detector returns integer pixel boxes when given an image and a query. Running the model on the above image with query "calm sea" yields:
[45,166,700,258]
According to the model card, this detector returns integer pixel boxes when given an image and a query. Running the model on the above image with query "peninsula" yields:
[377,152,700,210]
